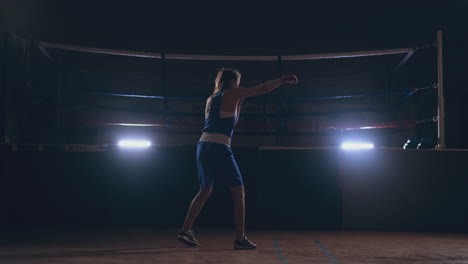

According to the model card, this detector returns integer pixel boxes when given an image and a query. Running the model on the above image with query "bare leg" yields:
[181,188,213,232]
[229,185,245,240]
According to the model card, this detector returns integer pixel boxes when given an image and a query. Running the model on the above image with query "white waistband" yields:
[199,132,231,146]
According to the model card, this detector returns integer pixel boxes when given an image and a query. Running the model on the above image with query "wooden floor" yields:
[1,228,468,263]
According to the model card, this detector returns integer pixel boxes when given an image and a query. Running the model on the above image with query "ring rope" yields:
[78,83,435,102]
[34,40,425,61]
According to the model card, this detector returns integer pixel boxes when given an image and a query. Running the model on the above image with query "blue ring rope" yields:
[85,84,433,101]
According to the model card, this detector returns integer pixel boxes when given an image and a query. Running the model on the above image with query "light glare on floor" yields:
[341,142,374,150]
[118,140,151,148]
[116,123,158,127]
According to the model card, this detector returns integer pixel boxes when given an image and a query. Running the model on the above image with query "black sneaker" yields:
[177,230,199,246]
[234,235,257,250]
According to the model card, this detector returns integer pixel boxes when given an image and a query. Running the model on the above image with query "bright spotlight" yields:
[118,140,152,148]
[341,142,374,150]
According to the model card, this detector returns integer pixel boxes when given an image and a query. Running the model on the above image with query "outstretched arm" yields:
[226,75,298,99]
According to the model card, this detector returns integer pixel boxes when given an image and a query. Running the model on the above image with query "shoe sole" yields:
[234,246,257,250]
[177,237,199,247]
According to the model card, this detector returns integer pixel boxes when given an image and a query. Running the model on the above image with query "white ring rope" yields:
[35,41,415,61]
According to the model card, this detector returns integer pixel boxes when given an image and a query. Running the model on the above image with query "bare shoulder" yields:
[222,88,247,105]
[223,87,251,98]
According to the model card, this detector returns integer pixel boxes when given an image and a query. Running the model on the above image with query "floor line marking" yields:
[272,239,288,264]
[314,239,340,264]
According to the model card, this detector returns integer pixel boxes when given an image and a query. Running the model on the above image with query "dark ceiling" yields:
[2,0,466,54]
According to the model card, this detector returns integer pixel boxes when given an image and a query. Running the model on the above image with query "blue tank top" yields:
[202,91,239,137]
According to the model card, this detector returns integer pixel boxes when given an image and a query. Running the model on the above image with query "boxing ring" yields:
[1,31,444,148]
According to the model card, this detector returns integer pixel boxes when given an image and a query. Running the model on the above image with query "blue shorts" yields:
[196,141,243,188]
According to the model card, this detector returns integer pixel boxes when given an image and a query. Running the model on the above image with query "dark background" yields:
[3,145,468,232]
[0,1,459,52]
[1,0,468,231]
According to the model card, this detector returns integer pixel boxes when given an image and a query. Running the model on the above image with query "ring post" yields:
[437,30,446,149]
